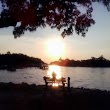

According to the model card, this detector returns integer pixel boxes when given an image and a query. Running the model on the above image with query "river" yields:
[0,65,110,91]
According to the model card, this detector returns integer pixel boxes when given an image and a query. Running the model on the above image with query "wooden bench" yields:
[43,76,70,89]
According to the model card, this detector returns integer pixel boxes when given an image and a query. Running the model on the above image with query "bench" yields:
[43,76,70,89]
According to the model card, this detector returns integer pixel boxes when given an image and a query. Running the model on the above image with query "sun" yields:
[47,39,65,58]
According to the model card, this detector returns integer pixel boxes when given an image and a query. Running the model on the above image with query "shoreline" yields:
[0,82,110,110]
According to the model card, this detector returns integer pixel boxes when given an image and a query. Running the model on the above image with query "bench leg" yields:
[46,82,48,89]
[63,83,65,87]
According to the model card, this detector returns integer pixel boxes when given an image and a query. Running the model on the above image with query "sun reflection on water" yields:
[47,65,62,87]
[52,83,58,87]
[47,65,61,79]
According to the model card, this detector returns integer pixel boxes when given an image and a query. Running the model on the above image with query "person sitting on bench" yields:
[52,71,56,83]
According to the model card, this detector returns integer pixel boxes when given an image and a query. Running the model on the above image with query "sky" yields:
[0,3,110,63]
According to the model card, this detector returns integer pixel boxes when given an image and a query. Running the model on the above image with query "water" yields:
[0,66,110,91]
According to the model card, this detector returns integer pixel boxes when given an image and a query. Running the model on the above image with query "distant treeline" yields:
[0,52,45,69]
[50,56,110,67]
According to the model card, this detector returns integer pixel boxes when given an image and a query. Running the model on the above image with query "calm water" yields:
[0,66,110,91]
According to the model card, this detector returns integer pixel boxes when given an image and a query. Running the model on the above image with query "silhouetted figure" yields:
[52,72,56,83]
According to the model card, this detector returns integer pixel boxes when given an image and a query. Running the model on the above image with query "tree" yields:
[7,51,11,54]
[0,0,110,38]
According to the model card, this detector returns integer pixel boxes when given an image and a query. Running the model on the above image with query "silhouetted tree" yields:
[0,0,110,38]
[50,56,110,67]
[0,52,45,69]
[7,51,11,54]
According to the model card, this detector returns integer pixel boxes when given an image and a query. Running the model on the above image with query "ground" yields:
[0,82,110,110]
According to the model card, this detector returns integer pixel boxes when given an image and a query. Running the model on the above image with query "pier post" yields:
[68,77,70,91]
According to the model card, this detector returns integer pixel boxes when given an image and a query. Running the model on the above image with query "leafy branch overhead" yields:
[0,0,110,38]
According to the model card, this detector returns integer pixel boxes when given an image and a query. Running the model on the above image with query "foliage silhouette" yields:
[0,52,45,69]
[50,55,110,67]
[0,0,110,38]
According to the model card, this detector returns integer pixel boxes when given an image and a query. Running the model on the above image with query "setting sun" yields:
[47,39,65,58]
